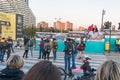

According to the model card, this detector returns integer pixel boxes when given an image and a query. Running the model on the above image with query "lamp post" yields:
[109,22,112,53]
[54,18,62,33]
[101,9,106,30]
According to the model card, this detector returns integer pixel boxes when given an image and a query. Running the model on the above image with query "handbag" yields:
[77,44,85,51]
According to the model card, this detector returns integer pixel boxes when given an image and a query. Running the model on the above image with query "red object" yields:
[88,25,94,31]
[38,42,42,46]
[72,67,83,72]
[77,45,84,51]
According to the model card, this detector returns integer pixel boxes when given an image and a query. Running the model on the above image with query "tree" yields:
[23,27,36,37]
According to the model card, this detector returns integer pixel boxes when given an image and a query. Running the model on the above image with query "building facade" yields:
[0,0,36,27]
[53,21,73,31]
[65,21,73,31]
[37,21,48,28]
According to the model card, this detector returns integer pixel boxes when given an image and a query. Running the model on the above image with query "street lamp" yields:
[54,18,62,33]
[101,9,106,30]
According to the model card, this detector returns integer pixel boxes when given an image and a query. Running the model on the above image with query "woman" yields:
[0,55,24,80]
[44,38,51,60]
[77,38,85,59]
[22,60,61,80]
[52,38,58,61]
[95,60,120,80]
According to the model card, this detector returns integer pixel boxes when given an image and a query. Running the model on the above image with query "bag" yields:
[45,44,51,53]
[77,44,85,51]
[39,41,42,46]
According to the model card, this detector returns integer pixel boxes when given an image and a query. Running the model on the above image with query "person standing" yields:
[63,38,73,74]
[0,38,6,62]
[115,37,120,52]
[38,38,44,59]
[23,36,29,58]
[6,37,13,60]
[71,39,77,69]
[44,38,51,60]
[78,38,86,59]
[29,37,34,57]
[52,38,58,61]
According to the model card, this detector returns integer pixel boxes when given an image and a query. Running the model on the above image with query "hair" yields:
[22,60,61,80]
[6,55,24,69]
[95,60,120,80]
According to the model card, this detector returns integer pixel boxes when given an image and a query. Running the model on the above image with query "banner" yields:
[16,14,23,38]
[0,12,16,40]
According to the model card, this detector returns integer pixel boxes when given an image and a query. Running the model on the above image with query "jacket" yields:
[0,68,24,80]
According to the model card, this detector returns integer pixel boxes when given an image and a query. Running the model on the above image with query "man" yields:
[115,38,120,52]
[29,37,34,57]
[38,38,45,59]
[52,38,58,61]
[63,38,73,74]
[0,38,5,62]
[71,39,77,69]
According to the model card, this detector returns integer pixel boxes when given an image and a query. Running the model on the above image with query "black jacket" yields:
[64,42,73,55]
[0,68,24,80]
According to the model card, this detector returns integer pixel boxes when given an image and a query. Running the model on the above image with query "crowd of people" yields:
[0,54,120,80]
[0,32,120,80]
[0,36,14,62]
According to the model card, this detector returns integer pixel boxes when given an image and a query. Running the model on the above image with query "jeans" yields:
[64,54,71,73]
[39,49,44,59]
[0,51,5,62]
[72,53,76,69]
[23,50,29,58]
[53,50,57,60]
[29,47,33,57]
[43,52,50,60]
[10,46,14,53]
[6,48,11,60]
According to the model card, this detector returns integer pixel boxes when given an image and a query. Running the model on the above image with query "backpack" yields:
[45,44,51,53]
[67,43,73,54]
[39,41,42,46]
[77,43,85,51]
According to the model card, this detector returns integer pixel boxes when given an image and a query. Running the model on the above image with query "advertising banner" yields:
[16,14,23,38]
[0,12,23,40]
[0,12,16,40]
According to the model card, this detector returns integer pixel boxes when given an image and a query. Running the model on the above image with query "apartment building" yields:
[37,21,48,28]
[0,0,36,27]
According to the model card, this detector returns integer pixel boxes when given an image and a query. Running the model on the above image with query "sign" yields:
[0,20,10,26]
[16,14,23,38]
[0,12,23,40]
[0,12,16,40]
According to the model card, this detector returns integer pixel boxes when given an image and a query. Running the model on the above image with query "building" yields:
[0,0,36,27]
[24,0,29,5]
[79,26,85,31]
[65,21,73,31]
[37,21,48,28]
[53,21,65,31]
[53,21,73,31]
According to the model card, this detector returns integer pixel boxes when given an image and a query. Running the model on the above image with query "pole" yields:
[101,9,105,31]
[109,22,112,53]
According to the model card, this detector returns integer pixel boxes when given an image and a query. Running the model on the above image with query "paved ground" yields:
[105,51,120,63]
[0,49,120,80]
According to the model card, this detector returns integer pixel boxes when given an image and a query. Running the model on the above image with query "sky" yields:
[29,0,120,29]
